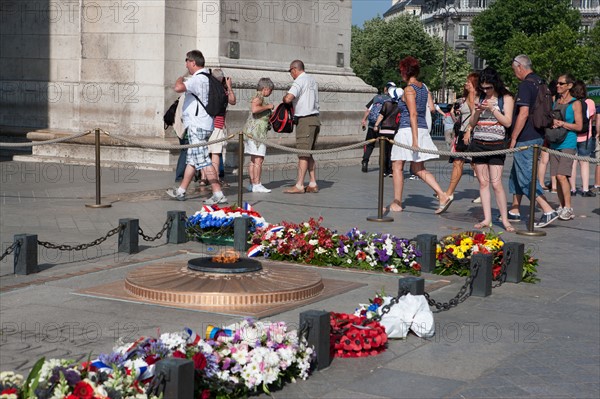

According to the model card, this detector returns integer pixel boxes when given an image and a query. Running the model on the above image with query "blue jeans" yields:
[508,138,544,199]
[175,135,188,182]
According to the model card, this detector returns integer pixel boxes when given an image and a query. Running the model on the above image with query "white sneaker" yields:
[252,184,271,193]
[166,188,186,201]
[559,207,575,220]
[204,194,228,205]
[472,196,482,204]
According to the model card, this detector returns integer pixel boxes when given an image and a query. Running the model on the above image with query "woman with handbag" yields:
[466,67,515,232]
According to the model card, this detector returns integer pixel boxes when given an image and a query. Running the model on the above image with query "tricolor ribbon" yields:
[247,244,263,257]
[184,327,201,345]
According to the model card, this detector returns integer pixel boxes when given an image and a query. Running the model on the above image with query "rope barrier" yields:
[541,146,600,163]
[384,137,529,158]
[0,130,92,147]
[1,126,598,164]
[246,133,376,155]
[101,129,235,150]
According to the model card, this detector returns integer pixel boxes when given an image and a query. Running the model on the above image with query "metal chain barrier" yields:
[138,217,173,242]
[145,370,167,396]
[0,130,92,148]
[493,246,511,288]
[0,241,21,262]
[424,260,480,312]
[102,129,235,150]
[370,288,410,323]
[37,224,124,251]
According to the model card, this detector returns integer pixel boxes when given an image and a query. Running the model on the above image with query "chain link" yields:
[138,217,173,242]
[493,246,511,288]
[424,260,480,312]
[0,241,21,262]
[145,370,167,396]
[370,288,410,323]
[37,225,124,251]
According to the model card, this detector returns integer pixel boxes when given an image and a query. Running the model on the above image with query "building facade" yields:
[1,0,374,168]
[384,0,600,71]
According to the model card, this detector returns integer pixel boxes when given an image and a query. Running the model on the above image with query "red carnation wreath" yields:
[330,312,388,358]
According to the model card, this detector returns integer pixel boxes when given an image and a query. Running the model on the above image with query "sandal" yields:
[283,186,305,194]
[474,221,492,229]
[388,199,404,212]
[503,223,516,233]
[435,195,454,215]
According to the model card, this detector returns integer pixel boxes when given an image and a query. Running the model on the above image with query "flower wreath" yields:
[329,312,387,358]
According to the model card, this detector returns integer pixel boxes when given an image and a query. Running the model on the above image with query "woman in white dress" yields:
[389,56,453,213]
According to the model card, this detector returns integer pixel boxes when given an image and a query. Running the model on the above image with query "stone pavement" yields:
[0,156,599,398]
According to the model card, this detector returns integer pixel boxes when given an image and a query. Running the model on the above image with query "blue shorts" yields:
[576,138,596,157]
[186,126,212,170]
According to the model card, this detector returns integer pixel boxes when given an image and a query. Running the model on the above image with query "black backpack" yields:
[525,76,554,130]
[579,99,590,135]
[269,103,294,133]
[191,72,228,117]
[163,98,179,130]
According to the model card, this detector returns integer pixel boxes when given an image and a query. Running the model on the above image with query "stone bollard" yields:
[299,310,331,370]
[470,253,493,297]
[13,234,38,275]
[415,234,437,273]
[504,242,524,283]
[167,211,187,244]
[234,216,249,252]
[398,276,425,295]
[118,218,139,254]
[152,358,194,399]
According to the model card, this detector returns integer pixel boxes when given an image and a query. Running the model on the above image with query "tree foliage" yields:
[351,14,471,97]
[472,0,596,85]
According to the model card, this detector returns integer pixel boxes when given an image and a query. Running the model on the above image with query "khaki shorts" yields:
[208,127,227,154]
[549,148,575,177]
[295,115,320,157]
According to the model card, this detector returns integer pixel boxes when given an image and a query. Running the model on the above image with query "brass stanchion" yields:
[85,128,111,208]
[516,144,544,236]
[238,132,244,207]
[367,137,393,222]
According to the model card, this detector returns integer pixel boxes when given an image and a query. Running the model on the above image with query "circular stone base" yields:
[187,257,262,274]
[124,261,324,307]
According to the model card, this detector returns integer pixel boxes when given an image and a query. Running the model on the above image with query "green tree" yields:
[351,15,471,98]
[501,23,594,89]
[472,0,581,70]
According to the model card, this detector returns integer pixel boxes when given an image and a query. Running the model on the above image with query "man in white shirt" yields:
[166,50,226,204]
[282,60,321,194]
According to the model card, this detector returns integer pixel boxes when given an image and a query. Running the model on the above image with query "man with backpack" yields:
[282,60,321,194]
[166,49,227,204]
[360,82,395,173]
[508,54,558,228]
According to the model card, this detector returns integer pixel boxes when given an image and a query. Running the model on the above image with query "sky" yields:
[352,0,392,27]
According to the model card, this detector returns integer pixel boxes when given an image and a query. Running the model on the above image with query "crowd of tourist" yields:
[167,49,598,230]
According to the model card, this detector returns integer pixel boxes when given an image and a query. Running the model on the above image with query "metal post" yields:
[118,218,139,254]
[471,253,492,297]
[233,216,249,252]
[299,310,331,370]
[85,128,111,208]
[167,211,187,244]
[153,358,194,399]
[13,234,38,275]
[398,277,425,296]
[504,242,524,283]
[415,234,437,273]
[517,145,546,236]
[238,131,244,207]
[442,16,449,103]
[367,136,393,222]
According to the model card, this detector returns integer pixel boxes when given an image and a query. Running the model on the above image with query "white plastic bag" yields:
[377,293,435,339]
